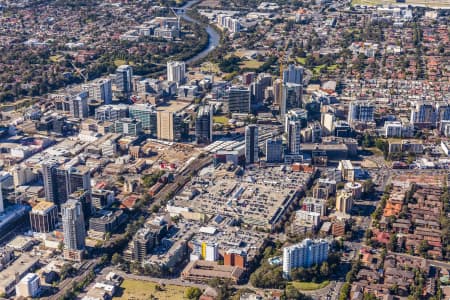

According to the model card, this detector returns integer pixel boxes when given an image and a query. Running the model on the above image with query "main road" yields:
[177,1,221,64]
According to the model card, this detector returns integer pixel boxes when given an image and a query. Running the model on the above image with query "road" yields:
[101,267,207,289]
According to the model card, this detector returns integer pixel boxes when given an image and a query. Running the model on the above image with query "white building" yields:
[205,243,219,262]
[167,61,186,85]
[15,273,40,298]
[282,239,329,278]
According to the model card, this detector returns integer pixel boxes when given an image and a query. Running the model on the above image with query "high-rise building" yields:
[285,109,308,131]
[85,78,112,104]
[205,243,219,262]
[115,65,133,94]
[15,273,40,298]
[91,189,115,210]
[223,86,250,114]
[42,162,91,207]
[157,111,186,142]
[69,189,92,221]
[114,118,143,136]
[273,79,283,106]
[336,190,353,214]
[250,73,272,105]
[287,121,301,155]
[265,137,283,163]
[282,239,328,278]
[167,61,186,84]
[42,160,59,205]
[347,101,374,124]
[129,104,157,134]
[69,91,89,119]
[95,104,129,121]
[29,201,58,233]
[436,102,450,128]
[281,83,302,117]
[195,105,213,144]
[282,64,303,85]
[410,101,434,127]
[62,199,86,251]
[245,125,259,164]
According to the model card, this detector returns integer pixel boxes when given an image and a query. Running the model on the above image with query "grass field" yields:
[213,115,229,125]
[50,55,63,63]
[296,57,307,65]
[240,60,265,69]
[291,280,330,291]
[200,62,220,73]
[351,0,450,7]
[114,59,135,67]
[113,279,187,300]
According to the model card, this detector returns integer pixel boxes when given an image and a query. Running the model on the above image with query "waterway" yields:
[178,0,221,64]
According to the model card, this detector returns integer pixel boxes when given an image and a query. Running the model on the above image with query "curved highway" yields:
[178,1,221,64]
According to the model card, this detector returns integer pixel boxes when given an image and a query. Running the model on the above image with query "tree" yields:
[320,262,330,278]
[285,285,302,300]
[112,253,122,266]
[387,233,397,252]
[184,287,202,300]
[339,282,350,300]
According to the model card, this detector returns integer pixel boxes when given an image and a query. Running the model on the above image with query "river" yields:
[178,0,221,64]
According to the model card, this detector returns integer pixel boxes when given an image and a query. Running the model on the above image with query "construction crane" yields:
[69,61,88,83]
[277,39,291,103]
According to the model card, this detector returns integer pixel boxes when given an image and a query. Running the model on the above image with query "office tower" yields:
[347,101,374,124]
[410,101,434,127]
[167,61,186,84]
[88,78,112,104]
[114,118,143,136]
[157,111,186,142]
[282,64,304,85]
[336,191,353,214]
[70,91,89,119]
[265,137,283,163]
[42,163,91,207]
[15,273,40,298]
[68,166,91,196]
[62,199,86,251]
[223,86,250,114]
[95,104,129,121]
[281,83,302,117]
[251,73,272,105]
[204,243,219,262]
[129,104,157,133]
[115,65,133,94]
[91,189,115,210]
[321,112,335,136]
[282,239,329,279]
[285,109,308,131]
[383,121,403,137]
[42,160,59,204]
[334,120,352,137]
[69,189,92,220]
[29,201,58,233]
[195,105,213,144]
[273,79,283,105]
[302,197,327,216]
[0,184,3,214]
[224,249,246,268]
[245,125,259,164]
[436,102,450,128]
[287,121,301,155]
